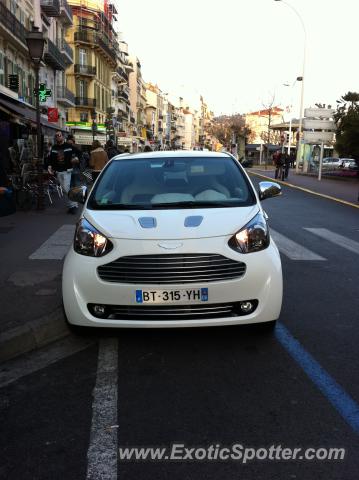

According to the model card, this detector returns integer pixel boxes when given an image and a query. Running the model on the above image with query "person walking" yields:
[48,131,79,214]
[105,139,119,160]
[273,150,284,180]
[284,152,291,180]
[89,140,109,181]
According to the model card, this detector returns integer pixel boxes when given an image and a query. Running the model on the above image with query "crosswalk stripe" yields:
[29,225,75,260]
[270,229,326,261]
[304,228,359,255]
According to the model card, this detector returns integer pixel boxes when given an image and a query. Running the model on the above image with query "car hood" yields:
[83,205,260,240]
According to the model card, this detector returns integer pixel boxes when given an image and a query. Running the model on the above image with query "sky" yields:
[116,0,359,117]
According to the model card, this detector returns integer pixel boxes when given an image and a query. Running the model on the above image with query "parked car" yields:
[321,157,344,169]
[63,151,283,330]
[341,159,359,170]
[240,157,253,168]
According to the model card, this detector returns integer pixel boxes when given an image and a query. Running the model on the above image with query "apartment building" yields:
[65,0,118,145]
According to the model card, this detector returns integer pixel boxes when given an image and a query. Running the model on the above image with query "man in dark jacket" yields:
[48,131,79,213]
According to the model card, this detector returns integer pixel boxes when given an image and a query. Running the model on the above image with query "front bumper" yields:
[62,236,282,328]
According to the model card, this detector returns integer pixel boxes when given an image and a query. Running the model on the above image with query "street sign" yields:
[47,107,59,123]
[303,119,335,130]
[33,83,52,102]
[304,108,335,119]
[303,131,334,143]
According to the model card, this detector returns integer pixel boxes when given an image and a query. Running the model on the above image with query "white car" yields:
[321,157,343,169]
[63,151,283,329]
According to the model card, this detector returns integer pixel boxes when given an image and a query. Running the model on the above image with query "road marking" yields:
[0,336,93,389]
[87,338,118,480]
[305,228,359,255]
[249,171,359,209]
[270,229,326,261]
[29,224,75,260]
[276,323,359,435]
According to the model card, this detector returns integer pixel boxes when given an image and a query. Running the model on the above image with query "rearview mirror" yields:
[68,185,88,204]
[258,181,282,201]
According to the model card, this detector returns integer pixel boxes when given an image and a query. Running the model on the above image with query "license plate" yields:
[135,288,209,304]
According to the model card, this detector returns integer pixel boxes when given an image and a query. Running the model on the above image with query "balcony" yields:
[40,0,60,17]
[0,2,28,48]
[74,30,94,45]
[75,97,96,107]
[57,86,75,107]
[96,34,117,63]
[44,39,67,70]
[118,91,129,101]
[74,64,96,76]
[60,0,73,25]
[130,117,135,124]
[60,39,73,64]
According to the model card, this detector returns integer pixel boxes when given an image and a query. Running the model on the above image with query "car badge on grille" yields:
[158,242,183,250]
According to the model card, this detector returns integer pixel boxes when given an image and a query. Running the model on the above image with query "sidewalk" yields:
[249,168,359,206]
[0,197,79,362]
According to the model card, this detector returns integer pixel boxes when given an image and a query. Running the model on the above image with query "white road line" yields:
[270,229,326,261]
[87,338,118,480]
[29,224,75,260]
[0,336,94,389]
[305,228,359,255]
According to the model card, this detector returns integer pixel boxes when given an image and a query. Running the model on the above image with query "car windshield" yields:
[88,156,256,210]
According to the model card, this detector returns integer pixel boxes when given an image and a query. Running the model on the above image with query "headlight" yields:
[74,218,113,257]
[229,212,269,254]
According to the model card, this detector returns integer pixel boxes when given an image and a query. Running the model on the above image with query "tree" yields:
[334,91,359,170]
[208,114,252,151]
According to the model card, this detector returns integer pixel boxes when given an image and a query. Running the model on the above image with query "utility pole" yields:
[266,107,272,170]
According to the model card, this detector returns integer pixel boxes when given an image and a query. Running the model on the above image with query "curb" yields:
[0,307,70,363]
[249,171,359,209]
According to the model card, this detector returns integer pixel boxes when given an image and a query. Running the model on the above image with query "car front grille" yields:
[88,301,258,321]
[97,253,246,284]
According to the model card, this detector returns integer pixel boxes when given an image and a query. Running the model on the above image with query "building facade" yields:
[65,0,118,146]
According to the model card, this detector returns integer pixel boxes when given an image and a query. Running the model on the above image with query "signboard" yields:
[303,131,334,144]
[8,74,19,92]
[75,133,106,145]
[304,108,335,119]
[303,119,335,130]
[47,107,59,123]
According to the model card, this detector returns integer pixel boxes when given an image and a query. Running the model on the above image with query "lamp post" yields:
[283,76,303,155]
[91,109,97,143]
[26,26,45,210]
[275,0,306,172]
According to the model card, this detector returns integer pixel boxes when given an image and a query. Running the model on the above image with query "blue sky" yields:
[117,0,359,116]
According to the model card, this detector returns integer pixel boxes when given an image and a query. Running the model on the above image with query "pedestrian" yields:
[289,151,296,168]
[143,145,152,152]
[47,131,79,214]
[273,151,284,180]
[105,139,119,160]
[89,140,109,181]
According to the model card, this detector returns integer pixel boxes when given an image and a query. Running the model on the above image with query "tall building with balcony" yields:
[128,55,146,148]
[111,35,133,150]
[40,0,74,132]
[0,0,73,172]
[65,0,118,146]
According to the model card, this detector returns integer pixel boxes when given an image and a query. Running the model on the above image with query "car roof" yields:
[112,150,233,161]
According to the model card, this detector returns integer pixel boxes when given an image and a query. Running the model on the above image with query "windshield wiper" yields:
[91,203,153,210]
[150,201,235,209]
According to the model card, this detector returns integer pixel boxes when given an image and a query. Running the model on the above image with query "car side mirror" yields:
[68,185,88,204]
[258,181,282,201]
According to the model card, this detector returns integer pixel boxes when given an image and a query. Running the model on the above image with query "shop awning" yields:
[0,94,67,133]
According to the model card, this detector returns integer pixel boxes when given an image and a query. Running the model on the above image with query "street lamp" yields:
[283,76,303,155]
[274,0,306,172]
[26,26,45,209]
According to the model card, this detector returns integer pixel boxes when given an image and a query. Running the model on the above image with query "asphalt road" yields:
[1,178,359,480]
